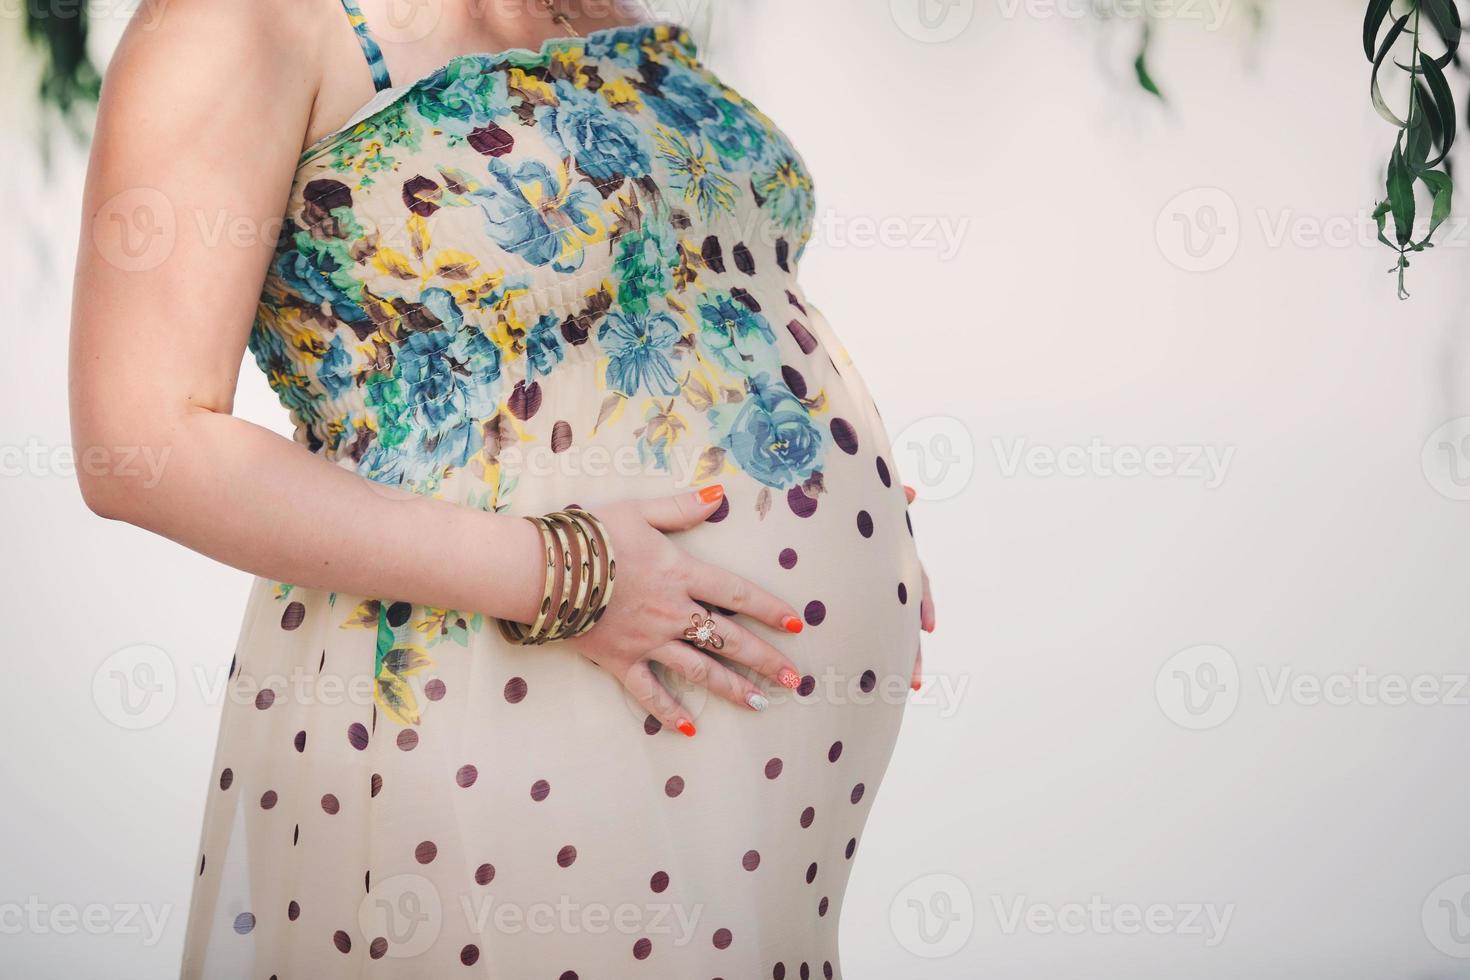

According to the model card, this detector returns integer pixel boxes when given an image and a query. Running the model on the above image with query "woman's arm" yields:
[68,0,806,730]
[69,0,544,622]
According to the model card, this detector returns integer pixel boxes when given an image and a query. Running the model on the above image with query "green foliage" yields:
[22,0,101,128]
[1365,0,1460,299]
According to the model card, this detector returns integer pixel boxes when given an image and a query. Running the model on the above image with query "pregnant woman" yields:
[70,1,935,976]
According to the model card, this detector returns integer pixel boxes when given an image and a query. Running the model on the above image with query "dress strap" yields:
[336,0,393,92]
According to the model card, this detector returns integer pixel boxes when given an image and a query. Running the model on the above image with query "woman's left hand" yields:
[906,485,936,691]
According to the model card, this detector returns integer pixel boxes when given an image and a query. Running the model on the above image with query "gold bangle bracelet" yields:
[546,511,593,639]
[497,516,558,644]
[567,508,616,634]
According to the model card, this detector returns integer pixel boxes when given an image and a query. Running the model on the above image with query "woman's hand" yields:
[565,485,805,736]
[906,485,937,691]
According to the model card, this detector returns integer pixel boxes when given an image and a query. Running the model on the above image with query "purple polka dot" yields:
[876,456,892,487]
[415,840,437,864]
[504,677,527,703]
[369,937,388,959]
[557,845,577,868]
[233,912,255,934]
[531,779,550,801]
[828,741,843,763]
[633,937,653,960]
[775,965,787,980]
[779,548,798,569]
[824,961,834,979]
[424,678,446,701]
[804,601,826,627]
[806,862,818,883]
[782,365,808,398]
[787,487,817,518]
[830,418,859,454]
[255,689,275,710]
[321,794,340,815]
[859,670,877,693]
[665,775,685,798]
[396,730,418,751]
[856,511,873,537]
[461,944,480,966]
[348,723,369,750]
[288,900,300,920]
[281,601,305,630]
[898,583,908,604]
[333,930,352,954]
[260,791,277,810]
[294,730,307,753]
[765,757,784,779]
[845,837,857,859]
[457,765,477,788]
[371,773,383,797]
[713,927,733,949]
[800,807,815,828]
[219,768,233,791]
[797,675,816,697]
[644,715,662,735]
[850,783,866,804]
[743,850,761,871]
[650,870,669,893]
[818,896,829,916]
[787,319,817,354]
[707,494,731,523]
[475,863,496,885]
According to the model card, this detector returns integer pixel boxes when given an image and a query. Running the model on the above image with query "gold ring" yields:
[682,613,725,651]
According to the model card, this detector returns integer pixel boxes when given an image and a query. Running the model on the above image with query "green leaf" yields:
[1371,13,1414,127]
[375,605,393,677]
[1387,138,1417,246]
[1419,167,1454,242]
[1419,51,1457,165]
[1133,23,1164,100]
[1365,0,1395,60]
[1420,0,1462,66]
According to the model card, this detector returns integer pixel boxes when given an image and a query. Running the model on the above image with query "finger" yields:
[639,485,726,532]
[651,640,771,712]
[686,561,804,635]
[920,566,936,633]
[622,660,698,737]
[680,607,801,690]
[911,642,923,692]
[904,484,917,505]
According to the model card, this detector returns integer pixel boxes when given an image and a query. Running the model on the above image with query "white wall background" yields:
[5,1,1470,977]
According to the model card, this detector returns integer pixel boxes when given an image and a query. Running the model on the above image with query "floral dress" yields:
[180,8,923,979]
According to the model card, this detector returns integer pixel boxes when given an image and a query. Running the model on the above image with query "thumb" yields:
[640,484,726,531]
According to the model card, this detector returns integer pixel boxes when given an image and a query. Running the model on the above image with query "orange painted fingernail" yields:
[698,484,724,504]
[778,668,801,690]
[904,484,917,504]
[912,678,922,691]
[782,615,803,634]
[676,719,697,737]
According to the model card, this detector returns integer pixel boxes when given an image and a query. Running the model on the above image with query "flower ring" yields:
[682,613,725,651]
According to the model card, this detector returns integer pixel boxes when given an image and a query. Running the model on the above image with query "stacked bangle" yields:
[496,508,617,645]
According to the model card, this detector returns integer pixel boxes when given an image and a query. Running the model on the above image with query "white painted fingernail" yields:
[746,692,770,712]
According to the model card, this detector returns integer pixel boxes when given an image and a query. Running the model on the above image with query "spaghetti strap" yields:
[337,0,393,91]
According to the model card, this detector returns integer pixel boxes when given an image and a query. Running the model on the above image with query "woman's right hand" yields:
[563,485,805,736]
